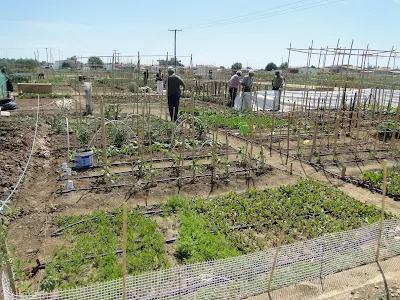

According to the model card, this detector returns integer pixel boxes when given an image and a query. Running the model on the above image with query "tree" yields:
[219,66,225,69]
[88,56,104,69]
[311,65,316,69]
[62,62,71,68]
[280,62,288,70]
[265,62,278,71]
[246,66,252,70]
[231,62,242,70]
[0,58,39,73]
[156,58,184,67]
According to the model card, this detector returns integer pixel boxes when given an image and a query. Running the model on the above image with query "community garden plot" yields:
[12,178,396,294]
[50,110,274,195]
[4,45,400,300]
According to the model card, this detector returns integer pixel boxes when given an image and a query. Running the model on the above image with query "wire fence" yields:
[3,219,400,300]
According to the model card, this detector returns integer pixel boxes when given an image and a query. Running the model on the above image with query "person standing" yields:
[167,67,185,122]
[240,70,255,110]
[1,68,13,97]
[155,69,163,93]
[143,69,149,86]
[228,71,241,108]
[241,70,254,92]
[272,71,285,111]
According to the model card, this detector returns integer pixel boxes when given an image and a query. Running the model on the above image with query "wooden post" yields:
[341,166,346,178]
[286,102,295,165]
[308,119,318,162]
[376,162,387,261]
[100,96,108,167]
[249,91,257,166]
[333,113,340,156]
[391,104,400,149]
[122,204,128,300]
[267,222,286,293]
[191,90,196,183]
[0,223,17,295]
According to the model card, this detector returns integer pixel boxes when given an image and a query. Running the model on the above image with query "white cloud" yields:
[393,0,400,4]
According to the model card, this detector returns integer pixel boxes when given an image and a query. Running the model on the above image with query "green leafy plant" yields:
[363,166,400,196]
[76,124,91,148]
[46,115,65,134]
[105,104,122,120]
[176,212,240,263]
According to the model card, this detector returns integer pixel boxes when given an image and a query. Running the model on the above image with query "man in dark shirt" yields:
[167,67,185,122]
[143,69,149,86]
[272,71,285,111]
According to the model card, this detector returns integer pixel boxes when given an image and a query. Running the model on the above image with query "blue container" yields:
[75,149,93,169]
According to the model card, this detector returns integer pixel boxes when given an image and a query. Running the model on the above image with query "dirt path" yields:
[248,256,400,300]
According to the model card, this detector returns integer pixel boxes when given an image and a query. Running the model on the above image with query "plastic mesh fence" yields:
[3,219,400,300]
[0,72,7,99]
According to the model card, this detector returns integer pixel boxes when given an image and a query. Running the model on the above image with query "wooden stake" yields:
[286,102,295,165]
[376,162,387,261]
[100,95,108,167]
[341,166,346,178]
[122,204,128,300]
[267,222,286,293]
[270,92,277,157]
[391,104,400,149]
[333,113,340,155]
[191,90,196,183]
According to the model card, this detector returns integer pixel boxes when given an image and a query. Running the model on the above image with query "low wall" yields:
[17,83,52,94]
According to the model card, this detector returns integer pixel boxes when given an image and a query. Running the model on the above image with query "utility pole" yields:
[168,29,182,67]
[112,49,117,70]
[46,48,49,66]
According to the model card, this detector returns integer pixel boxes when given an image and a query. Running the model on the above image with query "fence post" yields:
[0,222,17,295]
[100,96,108,168]
[122,204,128,300]
[319,239,325,292]
[376,162,388,261]
[267,222,286,293]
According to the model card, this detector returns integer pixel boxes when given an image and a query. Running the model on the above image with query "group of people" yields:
[163,67,285,123]
[228,69,285,110]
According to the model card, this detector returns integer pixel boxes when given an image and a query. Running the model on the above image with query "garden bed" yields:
[14,178,396,293]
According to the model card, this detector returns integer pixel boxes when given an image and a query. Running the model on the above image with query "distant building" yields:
[324,65,361,74]
[194,65,218,80]
[287,66,319,74]
[53,59,78,70]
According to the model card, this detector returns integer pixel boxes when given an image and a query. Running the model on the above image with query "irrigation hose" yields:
[0,95,40,213]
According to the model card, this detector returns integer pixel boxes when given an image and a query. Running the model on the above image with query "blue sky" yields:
[2,0,399,69]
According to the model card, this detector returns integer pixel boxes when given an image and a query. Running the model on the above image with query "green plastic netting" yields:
[0,72,7,99]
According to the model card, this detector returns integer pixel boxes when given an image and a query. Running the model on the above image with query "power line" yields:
[182,0,313,29]
[182,0,342,30]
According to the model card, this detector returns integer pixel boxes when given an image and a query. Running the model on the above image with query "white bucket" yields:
[75,149,93,169]
[61,162,68,170]
[66,180,74,189]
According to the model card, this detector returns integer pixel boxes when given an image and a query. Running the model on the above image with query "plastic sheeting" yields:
[232,88,400,112]
[233,91,279,111]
